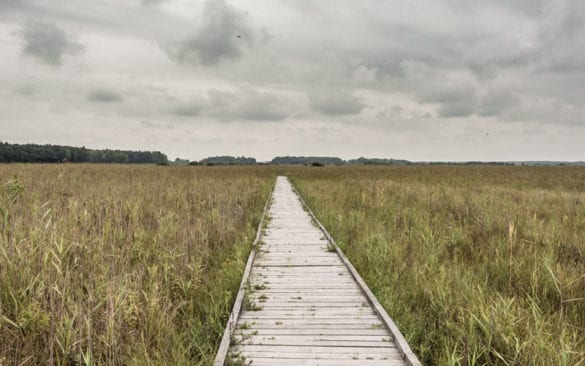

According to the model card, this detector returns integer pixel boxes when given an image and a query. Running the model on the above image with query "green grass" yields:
[291,165,585,365]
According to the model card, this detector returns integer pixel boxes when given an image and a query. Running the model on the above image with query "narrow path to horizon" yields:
[221,176,419,365]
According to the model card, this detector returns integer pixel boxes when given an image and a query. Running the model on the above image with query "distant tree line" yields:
[270,156,346,165]
[188,155,412,166]
[347,157,411,165]
[0,142,168,164]
[196,156,257,166]
[268,156,412,165]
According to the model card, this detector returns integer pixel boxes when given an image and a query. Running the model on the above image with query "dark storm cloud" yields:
[308,89,365,116]
[165,0,258,66]
[18,20,82,65]
[87,88,123,103]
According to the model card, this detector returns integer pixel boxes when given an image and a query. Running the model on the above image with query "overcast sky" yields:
[1,0,584,161]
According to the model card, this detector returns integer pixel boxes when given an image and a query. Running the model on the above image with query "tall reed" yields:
[292,165,585,365]
[0,165,274,365]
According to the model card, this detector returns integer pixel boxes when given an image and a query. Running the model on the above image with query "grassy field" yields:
[291,166,585,365]
[0,165,274,365]
[2,164,585,365]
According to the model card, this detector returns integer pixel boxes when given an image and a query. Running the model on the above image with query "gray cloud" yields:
[170,98,203,117]
[419,84,521,119]
[19,20,82,65]
[165,0,258,66]
[0,0,21,10]
[170,87,294,122]
[139,120,174,129]
[477,90,520,117]
[418,82,478,118]
[308,89,365,116]
[87,88,123,103]
[141,0,165,5]
[207,88,291,121]
[13,83,39,96]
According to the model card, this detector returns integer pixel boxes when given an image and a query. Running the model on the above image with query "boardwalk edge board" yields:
[213,180,275,366]
[290,178,422,366]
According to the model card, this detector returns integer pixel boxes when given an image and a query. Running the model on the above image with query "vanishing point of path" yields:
[216,176,421,366]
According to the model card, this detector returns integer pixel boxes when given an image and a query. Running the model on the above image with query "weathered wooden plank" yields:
[233,345,399,354]
[251,279,355,284]
[245,295,370,302]
[239,311,377,317]
[236,314,383,329]
[252,290,364,295]
[258,245,330,249]
[237,312,378,319]
[239,334,393,342]
[241,358,405,366]
[236,324,385,331]
[250,284,360,288]
[240,339,395,347]
[257,253,335,258]
[260,241,329,245]
[252,265,347,271]
[256,258,339,267]
[249,295,365,301]
[239,314,380,321]
[251,278,353,284]
[251,304,369,309]
[256,271,349,275]
[252,275,352,280]
[235,329,390,336]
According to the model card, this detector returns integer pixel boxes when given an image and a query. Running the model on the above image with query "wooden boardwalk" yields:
[215,176,420,365]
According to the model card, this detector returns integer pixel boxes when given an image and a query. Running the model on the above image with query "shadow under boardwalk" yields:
[219,176,420,366]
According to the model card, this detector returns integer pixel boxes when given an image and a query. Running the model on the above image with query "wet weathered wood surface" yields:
[217,176,420,365]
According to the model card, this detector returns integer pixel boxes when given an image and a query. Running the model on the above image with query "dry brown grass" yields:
[0,164,274,365]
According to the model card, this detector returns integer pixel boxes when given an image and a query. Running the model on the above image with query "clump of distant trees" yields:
[173,158,190,166]
[0,142,168,164]
[347,157,411,165]
[270,156,345,165]
[198,156,257,166]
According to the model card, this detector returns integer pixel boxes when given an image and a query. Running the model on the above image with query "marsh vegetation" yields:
[0,165,273,365]
[2,164,584,365]
[292,166,585,365]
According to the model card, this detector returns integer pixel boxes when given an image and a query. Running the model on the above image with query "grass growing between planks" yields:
[0,164,274,365]
[291,166,585,365]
